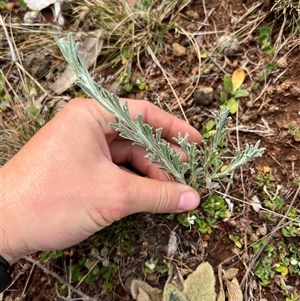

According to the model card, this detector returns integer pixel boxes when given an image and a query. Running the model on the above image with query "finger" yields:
[79,97,202,143]
[120,171,200,214]
[99,170,200,223]
[119,98,202,143]
[109,140,186,179]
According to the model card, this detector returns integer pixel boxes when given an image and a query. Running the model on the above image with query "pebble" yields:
[109,82,127,97]
[185,10,200,20]
[277,56,288,68]
[34,61,51,79]
[23,11,42,23]
[250,233,259,242]
[258,223,268,236]
[217,35,240,56]
[186,23,198,31]
[172,43,187,57]
[193,86,214,106]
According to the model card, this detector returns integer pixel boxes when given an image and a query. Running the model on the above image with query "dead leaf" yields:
[217,265,243,301]
[232,69,245,91]
[129,279,163,301]
[167,231,177,257]
[226,277,243,301]
[51,30,103,94]
[223,268,239,280]
[251,195,262,213]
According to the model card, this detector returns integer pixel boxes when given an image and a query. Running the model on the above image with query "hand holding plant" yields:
[55,33,265,192]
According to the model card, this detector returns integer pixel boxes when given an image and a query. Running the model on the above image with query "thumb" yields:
[121,172,200,215]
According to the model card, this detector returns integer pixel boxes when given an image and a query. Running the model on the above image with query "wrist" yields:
[0,255,12,292]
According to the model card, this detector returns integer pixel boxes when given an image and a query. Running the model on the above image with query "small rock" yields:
[172,43,187,57]
[186,23,198,31]
[34,61,51,79]
[5,2,14,11]
[277,56,288,68]
[203,67,211,75]
[193,86,214,106]
[23,11,42,23]
[232,59,239,68]
[258,223,268,236]
[110,82,127,97]
[203,234,210,241]
[185,10,199,20]
[217,35,240,56]
[250,233,259,242]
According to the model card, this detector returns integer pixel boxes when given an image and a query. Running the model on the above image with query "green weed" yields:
[142,258,170,276]
[256,171,275,189]
[178,194,231,234]
[288,123,300,142]
[220,69,249,114]
[257,26,275,55]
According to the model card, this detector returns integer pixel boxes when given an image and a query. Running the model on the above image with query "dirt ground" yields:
[1,0,300,300]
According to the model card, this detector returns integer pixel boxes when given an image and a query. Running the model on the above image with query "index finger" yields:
[119,98,202,143]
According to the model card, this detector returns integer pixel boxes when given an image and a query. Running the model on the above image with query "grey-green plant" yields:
[163,262,216,301]
[55,34,265,191]
[129,262,217,301]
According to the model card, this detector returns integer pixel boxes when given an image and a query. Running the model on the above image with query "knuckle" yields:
[155,184,172,212]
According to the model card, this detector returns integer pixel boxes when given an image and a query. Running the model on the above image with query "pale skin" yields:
[1,98,201,266]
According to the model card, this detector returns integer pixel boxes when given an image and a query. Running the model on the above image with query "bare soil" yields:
[1,1,300,300]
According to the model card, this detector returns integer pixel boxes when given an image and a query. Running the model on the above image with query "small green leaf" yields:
[124,83,132,92]
[232,89,249,99]
[203,120,215,132]
[36,115,45,126]
[227,98,238,114]
[224,75,233,94]
[26,106,40,118]
[265,46,275,55]
[220,91,227,104]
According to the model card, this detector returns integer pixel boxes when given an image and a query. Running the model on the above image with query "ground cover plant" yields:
[1,0,300,300]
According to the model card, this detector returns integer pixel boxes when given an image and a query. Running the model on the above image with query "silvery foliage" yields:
[55,33,265,191]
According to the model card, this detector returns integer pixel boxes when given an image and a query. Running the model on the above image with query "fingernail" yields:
[177,191,199,212]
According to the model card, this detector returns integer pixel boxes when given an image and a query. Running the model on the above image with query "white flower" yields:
[145,262,156,270]
[187,215,197,225]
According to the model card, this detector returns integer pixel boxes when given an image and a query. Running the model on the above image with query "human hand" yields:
[1,98,201,265]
